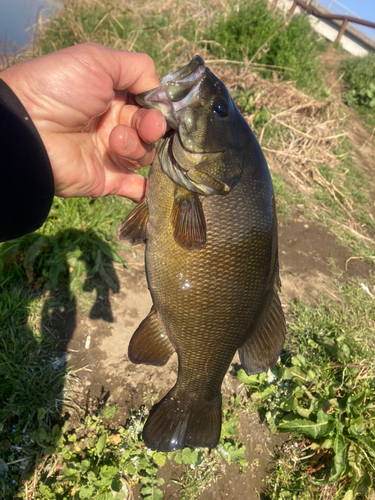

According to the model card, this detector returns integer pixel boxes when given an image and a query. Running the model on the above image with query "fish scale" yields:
[119,56,285,451]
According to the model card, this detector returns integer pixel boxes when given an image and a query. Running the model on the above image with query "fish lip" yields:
[135,56,207,129]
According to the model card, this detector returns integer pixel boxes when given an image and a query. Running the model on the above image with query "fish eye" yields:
[211,99,229,118]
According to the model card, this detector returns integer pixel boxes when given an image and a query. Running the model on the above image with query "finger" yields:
[114,170,147,201]
[131,108,167,144]
[118,102,166,144]
[109,124,156,168]
[102,168,147,202]
[83,44,161,94]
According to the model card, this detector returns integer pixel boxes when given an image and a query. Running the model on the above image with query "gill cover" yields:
[136,56,245,197]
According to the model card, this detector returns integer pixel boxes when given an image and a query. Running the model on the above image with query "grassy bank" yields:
[1,0,375,498]
[341,53,375,131]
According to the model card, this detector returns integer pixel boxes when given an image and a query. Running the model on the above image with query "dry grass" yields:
[203,61,375,251]
[1,0,374,254]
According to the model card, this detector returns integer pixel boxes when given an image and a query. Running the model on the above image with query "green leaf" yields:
[236,369,260,386]
[347,390,366,409]
[278,411,334,439]
[52,424,60,439]
[289,366,310,381]
[295,406,311,419]
[37,408,46,421]
[81,460,91,470]
[79,485,94,499]
[141,486,164,500]
[39,427,47,441]
[111,475,123,493]
[152,451,167,467]
[332,434,346,474]
[24,237,47,270]
[64,467,79,478]
[313,433,347,485]
[103,406,117,419]
[97,240,125,263]
[101,465,119,480]
[279,366,294,380]
[181,448,198,465]
[96,434,106,455]
[342,491,354,500]
[350,416,364,435]
[355,435,375,458]
[125,462,136,474]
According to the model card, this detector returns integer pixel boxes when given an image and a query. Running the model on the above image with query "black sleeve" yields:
[0,78,54,243]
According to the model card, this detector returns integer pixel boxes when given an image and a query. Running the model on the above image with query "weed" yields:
[341,53,375,130]
[0,401,248,499]
[239,281,375,498]
[207,0,326,95]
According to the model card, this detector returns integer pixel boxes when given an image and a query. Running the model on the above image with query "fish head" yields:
[137,56,248,195]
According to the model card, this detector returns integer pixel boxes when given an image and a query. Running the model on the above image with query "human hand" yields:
[1,43,166,201]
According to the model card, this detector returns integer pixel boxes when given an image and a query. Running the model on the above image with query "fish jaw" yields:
[136,56,206,130]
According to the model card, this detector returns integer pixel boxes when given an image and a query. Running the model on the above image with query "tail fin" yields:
[143,391,222,452]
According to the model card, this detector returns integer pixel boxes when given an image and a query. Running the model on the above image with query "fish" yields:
[118,55,285,452]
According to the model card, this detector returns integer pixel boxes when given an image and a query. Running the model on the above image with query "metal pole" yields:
[335,18,349,43]
[288,0,298,18]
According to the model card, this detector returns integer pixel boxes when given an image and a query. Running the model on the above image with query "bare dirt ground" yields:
[58,216,373,499]
[52,45,375,499]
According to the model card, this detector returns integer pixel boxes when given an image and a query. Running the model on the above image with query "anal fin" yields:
[238,287,285,375]
[128,305,174,366]
[171,187,206,250]
[118,199,149,245]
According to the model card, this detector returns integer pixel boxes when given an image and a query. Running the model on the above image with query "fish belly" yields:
[145,148,275,400]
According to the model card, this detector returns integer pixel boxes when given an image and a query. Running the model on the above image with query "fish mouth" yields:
[136,55,206,131]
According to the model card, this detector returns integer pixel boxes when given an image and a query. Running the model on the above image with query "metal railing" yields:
[288,0,375,44]
[319,0,375,40]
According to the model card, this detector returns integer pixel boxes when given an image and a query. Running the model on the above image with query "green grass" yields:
[1,400,247,499]
[341,53,375,131]
[1,0,375,498]
[239,281,375,499]
[206,1,326,95]
[37,0,327,95]
[36,0,197,76]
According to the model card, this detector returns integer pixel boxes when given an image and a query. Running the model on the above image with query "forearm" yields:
[0,79,54,242]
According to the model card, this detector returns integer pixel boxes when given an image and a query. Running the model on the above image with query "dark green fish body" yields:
[119,56,285,451]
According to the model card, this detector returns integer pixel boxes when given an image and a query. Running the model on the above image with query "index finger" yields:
[85,44,161,94]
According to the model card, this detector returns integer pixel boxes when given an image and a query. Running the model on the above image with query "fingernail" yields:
[124,131,137,152]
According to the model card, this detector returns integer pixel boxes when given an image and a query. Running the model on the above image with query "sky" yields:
[338,0,375,21]
[318,0,375,40]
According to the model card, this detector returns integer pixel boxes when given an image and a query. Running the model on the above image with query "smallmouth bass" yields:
[118,56,285,452]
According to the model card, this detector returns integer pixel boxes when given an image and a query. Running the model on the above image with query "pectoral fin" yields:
[128,305,174,366]
[118,199,149,245]
[238,287,285,375]
[171,187,206,250]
